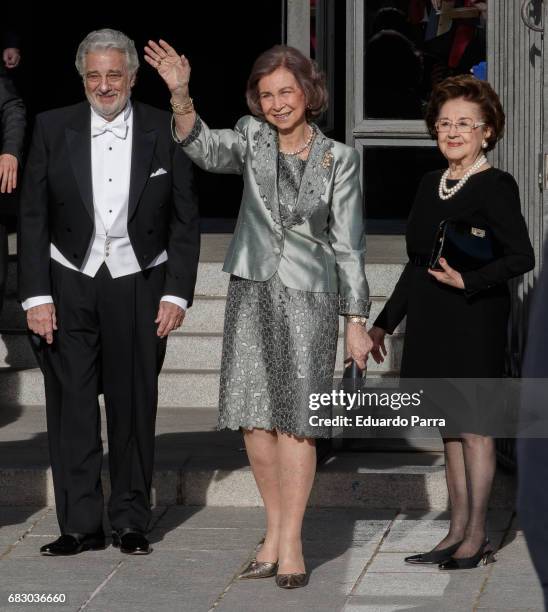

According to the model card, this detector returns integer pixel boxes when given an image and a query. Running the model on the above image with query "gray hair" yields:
[75,28,139,77]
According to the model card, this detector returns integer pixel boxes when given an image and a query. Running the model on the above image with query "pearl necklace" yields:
[279,125,315,156]
[438,155,487,200]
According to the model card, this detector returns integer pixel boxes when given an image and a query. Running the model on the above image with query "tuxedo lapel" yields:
[65,103,94,221]
[128,103,157,220]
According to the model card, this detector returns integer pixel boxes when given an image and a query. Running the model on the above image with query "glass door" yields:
[348,0,488,232]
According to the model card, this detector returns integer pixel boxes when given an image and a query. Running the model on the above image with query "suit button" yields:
[66,227,71,232]
[73,254,78,259]
[273,247,281,255]
[147,229,154,235]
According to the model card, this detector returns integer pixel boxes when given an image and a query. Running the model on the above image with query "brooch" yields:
[321,151,334,169]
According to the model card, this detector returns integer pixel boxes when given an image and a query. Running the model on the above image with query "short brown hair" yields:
[425,75,505,152]
[246,45,328,121]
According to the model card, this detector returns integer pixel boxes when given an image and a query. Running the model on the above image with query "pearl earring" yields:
[482,140,488,149]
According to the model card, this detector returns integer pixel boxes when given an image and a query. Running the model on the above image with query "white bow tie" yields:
[92,118,128,139]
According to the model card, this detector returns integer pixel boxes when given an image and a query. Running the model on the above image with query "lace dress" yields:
[217,152,339,438]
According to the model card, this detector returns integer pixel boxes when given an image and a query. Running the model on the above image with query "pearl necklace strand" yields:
[279,124,315,156]
[438,155,487,200]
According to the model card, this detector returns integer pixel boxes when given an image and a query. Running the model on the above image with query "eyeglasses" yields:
[435,119,486,133]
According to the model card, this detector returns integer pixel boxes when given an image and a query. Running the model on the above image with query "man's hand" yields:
[155,301,185,338]
[27,304,57,344]
[428,257,465,289]
[0,153,18,193]
[3,47,20,69]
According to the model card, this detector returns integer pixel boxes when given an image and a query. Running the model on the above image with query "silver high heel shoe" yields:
[238,558,278,579]
[275,571,309,589]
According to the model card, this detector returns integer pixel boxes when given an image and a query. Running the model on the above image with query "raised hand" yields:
[144,39,191,96]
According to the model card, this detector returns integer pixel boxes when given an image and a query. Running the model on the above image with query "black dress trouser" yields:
[0,220,7,312]
[37,260,167,535]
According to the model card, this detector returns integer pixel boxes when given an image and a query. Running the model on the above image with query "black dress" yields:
[375,168,535,379]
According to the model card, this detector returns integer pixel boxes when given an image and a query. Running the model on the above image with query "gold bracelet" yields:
[348,316,368,327]
[170,96,194,115]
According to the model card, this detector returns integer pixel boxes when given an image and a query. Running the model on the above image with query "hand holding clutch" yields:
[428,257,465,289]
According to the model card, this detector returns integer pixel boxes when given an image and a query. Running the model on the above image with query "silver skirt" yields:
[217,272,339,438]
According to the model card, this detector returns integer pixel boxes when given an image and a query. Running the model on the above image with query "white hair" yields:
[75,28,139,77]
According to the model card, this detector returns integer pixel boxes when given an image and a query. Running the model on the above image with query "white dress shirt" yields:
[22,102,187,312]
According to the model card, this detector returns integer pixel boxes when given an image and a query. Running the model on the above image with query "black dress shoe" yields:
[404,540,463,565]
[439,540,496,570]
[40,533,106,556]
[112,529,151,555]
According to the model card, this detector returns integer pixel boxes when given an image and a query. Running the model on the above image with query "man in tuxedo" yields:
[18,29,200,556]
[0,62,25,312]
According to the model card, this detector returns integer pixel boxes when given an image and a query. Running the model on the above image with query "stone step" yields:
[0,292,404,335]
[183,295,403,335]
[0,406,515,509]
[0,367,402,408]
[4,456,515,508]
[0,327,404,373]
[2,259,405,306]
[162,332,402,372]
[192,261,405,298]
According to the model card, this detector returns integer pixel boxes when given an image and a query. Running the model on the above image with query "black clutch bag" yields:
[340,358,364,396]
[429,219,495,272]
[343,358,363,380]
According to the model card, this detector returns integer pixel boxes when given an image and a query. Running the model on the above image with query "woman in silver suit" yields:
[145,40,373,588]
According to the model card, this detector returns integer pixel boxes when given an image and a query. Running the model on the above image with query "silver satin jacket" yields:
[174,114,370,316]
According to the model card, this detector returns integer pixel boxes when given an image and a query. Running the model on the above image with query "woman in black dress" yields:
[369,75,534,569]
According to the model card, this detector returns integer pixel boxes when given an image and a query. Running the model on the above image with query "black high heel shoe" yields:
[438,540,496,570]
[404,540,463,565]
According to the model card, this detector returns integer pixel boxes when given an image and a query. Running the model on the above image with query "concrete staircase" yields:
[0,236,406,406]
[1,234,515,509]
